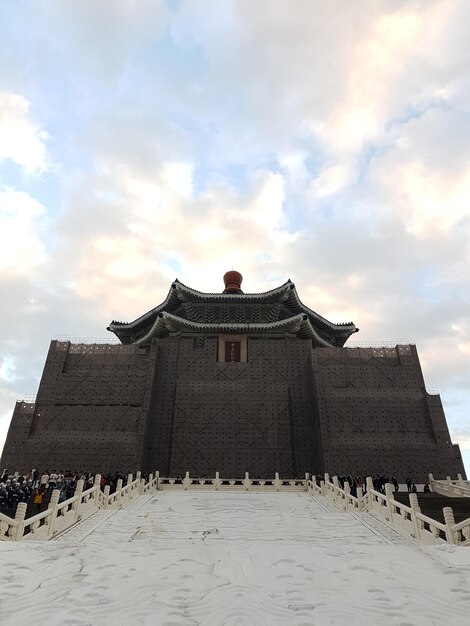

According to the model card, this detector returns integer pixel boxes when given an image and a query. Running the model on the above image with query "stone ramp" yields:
[1,491,470,626]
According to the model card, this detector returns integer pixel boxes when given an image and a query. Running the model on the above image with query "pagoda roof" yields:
[108,278,358,347]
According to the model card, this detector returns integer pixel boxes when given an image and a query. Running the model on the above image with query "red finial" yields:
[223,271,243,294]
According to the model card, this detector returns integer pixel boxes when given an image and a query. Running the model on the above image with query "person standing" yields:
[33,487,45,513]
[40,471,50,489]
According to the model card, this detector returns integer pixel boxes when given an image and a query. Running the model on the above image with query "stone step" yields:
[393,491,470,523]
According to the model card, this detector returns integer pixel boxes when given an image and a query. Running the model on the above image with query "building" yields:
[1,272,466,481]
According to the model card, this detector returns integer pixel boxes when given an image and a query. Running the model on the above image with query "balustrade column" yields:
[343,481,350,510]
[385,483,395,522]
[443,507,457,544]
[103,485,110,508]
[366,476,374,511]
[14,502,27,541]
[356,483,363,511]
[183,471,191,490]
[310,475,316,493]
[116,478,123,506]
[274,472,281,491]
[243,472,251,491]
[214,471,221,491]
[48,489,61,538]
[73,479,84,520]
[93,474,101,505]
[428,473,434,492]
[409,493,422,542]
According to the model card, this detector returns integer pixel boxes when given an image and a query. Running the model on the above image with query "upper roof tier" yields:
[107,277,359,348]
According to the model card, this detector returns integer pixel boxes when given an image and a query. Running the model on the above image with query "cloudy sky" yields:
[1,0,469,473]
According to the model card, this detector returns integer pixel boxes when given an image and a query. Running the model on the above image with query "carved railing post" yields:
[356,484,363,511]
[445,476,452,494]
[428,473,434,492]
[183,471,191,490]
[304,472,309,490]
[443,507,456,544]
[274,472,281,491]
[74,479,84,520]
[244,472,251,491]
[385,483,394,522]
[320,480,325,496]
[458,473,465,488]
[344,481,350,509]
[214,471,221,491]
[103,485,110,508]
[116,479,123,506]
[366,477,374,510]
[409,492,422,542]
[48,488,61,538]
[332,476,339,500]
[14,503,27,541]
[156,471,160,491]
[93,474,101,504]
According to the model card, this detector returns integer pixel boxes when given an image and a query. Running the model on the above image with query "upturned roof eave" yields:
[286,286,357,332]
[108,279,295,333]
[107,278,358,342]
[132,311,335,347]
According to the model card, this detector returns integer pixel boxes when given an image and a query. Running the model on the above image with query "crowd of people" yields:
[314,473,424,497]
[0,469,144,517]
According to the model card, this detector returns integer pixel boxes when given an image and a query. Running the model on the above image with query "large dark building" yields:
[1,272,466,481]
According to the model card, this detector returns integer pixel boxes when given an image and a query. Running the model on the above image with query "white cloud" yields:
[0,356,16,384]
[162,162,194,199]
[0,187,47,274]
[0,93,47,174]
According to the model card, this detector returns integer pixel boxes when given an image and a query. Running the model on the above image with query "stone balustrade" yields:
[321,475,470,546]
[1,470,469,546]
[158,471,307,492]
[428,473,470,498]
[0,471,160,542]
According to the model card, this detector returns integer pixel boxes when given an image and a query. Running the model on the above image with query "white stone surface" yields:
[1,491,470,625]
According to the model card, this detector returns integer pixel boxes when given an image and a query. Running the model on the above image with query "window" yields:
[225,341,241,362]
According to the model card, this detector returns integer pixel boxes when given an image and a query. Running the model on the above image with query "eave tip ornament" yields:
[223,270,243,294]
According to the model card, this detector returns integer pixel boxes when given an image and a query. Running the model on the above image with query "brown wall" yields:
[1,340,155,473]
[313,344,466,481]
[141,336,316,477]
[1,338,466,481]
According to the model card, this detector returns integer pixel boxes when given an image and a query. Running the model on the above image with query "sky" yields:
[0,0,469,474]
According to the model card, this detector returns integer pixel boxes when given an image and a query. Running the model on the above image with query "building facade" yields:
[1,272,466,481]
